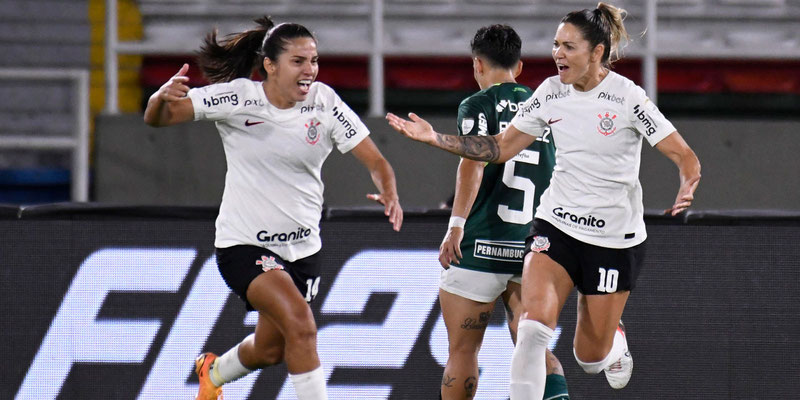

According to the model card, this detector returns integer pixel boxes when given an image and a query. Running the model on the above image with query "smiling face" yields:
[552,22,604,91]
[263,36,319,109]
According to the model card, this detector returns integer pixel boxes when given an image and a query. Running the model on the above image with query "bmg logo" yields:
[203,92,239,108]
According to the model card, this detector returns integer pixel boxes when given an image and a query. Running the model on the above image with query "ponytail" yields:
[596,2,630,66]
[196,16,273,83]
[196,15,316,84]
[562,2,630,67]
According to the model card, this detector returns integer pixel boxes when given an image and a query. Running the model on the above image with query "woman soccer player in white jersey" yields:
[387,3,700,399]
[144,16,403,400]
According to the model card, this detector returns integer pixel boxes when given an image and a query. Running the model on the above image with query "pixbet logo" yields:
[544,89,569,103]
[598,91,624,105]
[16,248,561,399]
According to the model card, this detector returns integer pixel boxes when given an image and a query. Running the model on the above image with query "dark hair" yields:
[561,2,630,67]
[470,24,522,70]
[196,16,316,83]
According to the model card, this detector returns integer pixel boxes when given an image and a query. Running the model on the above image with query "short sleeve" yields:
[323,86,369,153]
[457,97,490,137]
[627,85,676,146]
[187,81,242,122]
[509,85,547,137]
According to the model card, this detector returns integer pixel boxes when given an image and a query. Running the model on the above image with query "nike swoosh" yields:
[245,119,264,127]
[547,118,562,125]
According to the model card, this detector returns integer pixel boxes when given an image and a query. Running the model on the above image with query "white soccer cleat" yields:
[604,321,633,389]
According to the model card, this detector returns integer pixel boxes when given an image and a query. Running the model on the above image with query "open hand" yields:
[438,227,464,269]
[664,175,700,216]
[367,193,403,231]
[385,112,436,144]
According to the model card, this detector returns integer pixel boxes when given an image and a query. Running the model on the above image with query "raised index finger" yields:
[174,63,190,77]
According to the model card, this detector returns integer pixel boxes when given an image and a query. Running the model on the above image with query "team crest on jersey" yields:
[461,118,475,133]
[597,112,617,136]
[305,118,321,145]
[530,236,551,253]
[256,255,284,272]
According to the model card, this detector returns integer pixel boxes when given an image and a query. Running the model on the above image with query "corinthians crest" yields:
[305,118,321,144]
[596,112,617,136]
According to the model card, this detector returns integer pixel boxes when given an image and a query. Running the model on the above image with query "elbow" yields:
[143,113,169,128]
[142,109,161,127]
[494,154,512,164]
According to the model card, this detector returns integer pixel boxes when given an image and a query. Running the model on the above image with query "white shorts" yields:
[439,266,522,303]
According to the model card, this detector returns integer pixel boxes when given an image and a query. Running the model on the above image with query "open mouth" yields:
[298,79,312,93]
[557,64,569,73]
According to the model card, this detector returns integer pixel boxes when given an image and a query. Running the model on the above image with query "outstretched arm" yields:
[655,131,701,216]
[143,63,195,127]
[385,112,535,163]
[350,137,403,231]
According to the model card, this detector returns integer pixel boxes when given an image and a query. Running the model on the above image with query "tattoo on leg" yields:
[436,134,500,162]
[461,311,492,330]
[442,374,456,388]
[464,376,477,398]
[545,350,565,376]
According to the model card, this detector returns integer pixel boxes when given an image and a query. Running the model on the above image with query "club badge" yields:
[530,236,551,253]
[305,118,321,145]
[256,255,284,272]
[597,112,617,136]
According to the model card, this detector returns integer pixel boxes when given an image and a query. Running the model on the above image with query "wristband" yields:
[448,216,466,229]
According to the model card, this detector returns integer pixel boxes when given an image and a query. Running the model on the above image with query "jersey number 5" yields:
[497,149,539,225]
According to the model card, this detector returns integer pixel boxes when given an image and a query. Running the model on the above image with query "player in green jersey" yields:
[437,25,568,400]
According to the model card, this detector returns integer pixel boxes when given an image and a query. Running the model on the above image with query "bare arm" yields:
[350,136,403,231]
[439,158,484,268]
[385,112,535,163]
[143,63,195,127]
[655,131,701,216]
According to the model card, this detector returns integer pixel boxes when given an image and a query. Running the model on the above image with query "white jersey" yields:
[188,79,369,261]
[511,71,674,248]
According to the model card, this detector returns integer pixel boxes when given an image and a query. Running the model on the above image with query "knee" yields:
[283,307,318,344]
[448,336,482,358]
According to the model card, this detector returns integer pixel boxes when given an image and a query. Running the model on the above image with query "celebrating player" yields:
[144,16,403,400]
[387,3,700,398]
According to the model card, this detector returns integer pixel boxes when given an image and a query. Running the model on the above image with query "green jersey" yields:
[455,82,556,274]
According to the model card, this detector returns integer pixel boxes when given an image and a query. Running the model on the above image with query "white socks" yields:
[209,334,255,387]
[574,327,626,374]
[510,320,553,400]
[290,365,328,400]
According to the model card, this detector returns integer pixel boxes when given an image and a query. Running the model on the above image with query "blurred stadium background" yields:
[0,0,798,208]
[1,1,799,399]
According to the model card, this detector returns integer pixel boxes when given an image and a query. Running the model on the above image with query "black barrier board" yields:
[2,214,800,399]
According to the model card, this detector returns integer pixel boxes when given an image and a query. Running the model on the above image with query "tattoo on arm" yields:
[442,374,456,388]
[435,134,500,162]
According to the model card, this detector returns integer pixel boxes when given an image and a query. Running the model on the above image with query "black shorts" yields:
[524,219,646,295]
[215,245,322,311]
